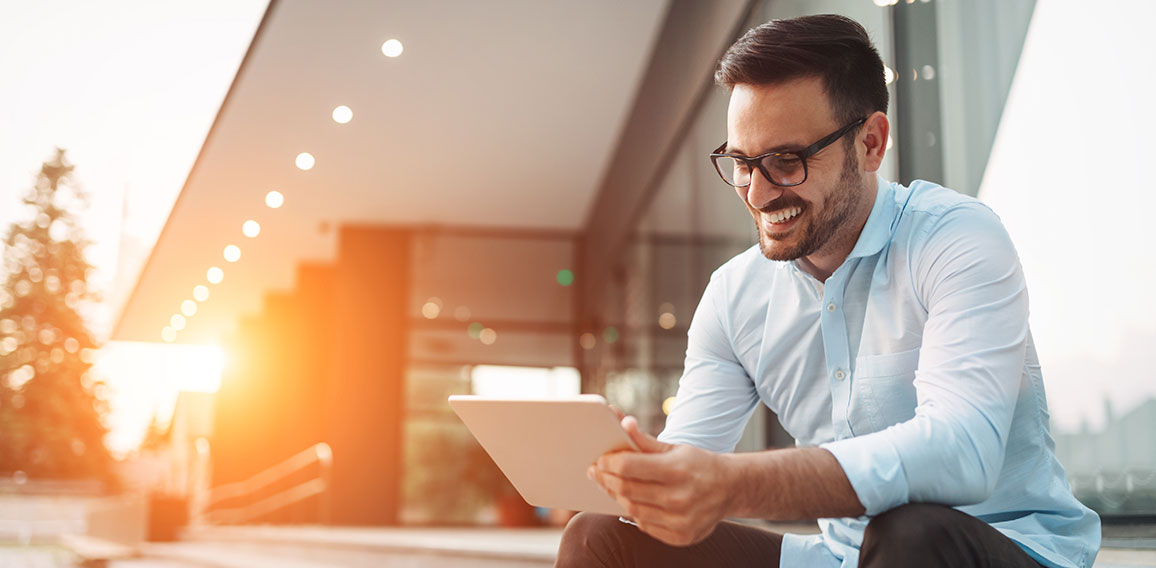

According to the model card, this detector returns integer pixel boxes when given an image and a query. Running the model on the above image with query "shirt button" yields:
[826,303,836,312]
[834,369,847,381]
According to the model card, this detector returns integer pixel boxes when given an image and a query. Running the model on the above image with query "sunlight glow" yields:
[471,365,580,399]
[94,341,227,455]
[978,0,1156,431]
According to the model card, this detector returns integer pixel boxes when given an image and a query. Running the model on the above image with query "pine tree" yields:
[0,148,113,485]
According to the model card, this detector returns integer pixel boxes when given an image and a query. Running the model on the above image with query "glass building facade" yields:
[207,0,1155,527]
[573,0,1156,521]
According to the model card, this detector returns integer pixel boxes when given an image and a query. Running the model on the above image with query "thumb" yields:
[621,415,671,454]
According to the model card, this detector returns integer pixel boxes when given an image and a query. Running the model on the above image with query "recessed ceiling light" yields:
[265,191,284,209]
[242,220,261,238]
[381,39,404,58]
[332,105,353,124]
[224,245,241,263]
[295,152,315,170]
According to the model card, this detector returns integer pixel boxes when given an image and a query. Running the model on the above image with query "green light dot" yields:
[468,322,484,339]
[556,269,574,287]
[603,326,619,344]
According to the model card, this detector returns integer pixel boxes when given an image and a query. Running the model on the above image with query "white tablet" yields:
[448,394,638,516]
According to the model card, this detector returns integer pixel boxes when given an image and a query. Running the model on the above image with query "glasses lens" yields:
[715,157,750,187]
[762,154,806,186]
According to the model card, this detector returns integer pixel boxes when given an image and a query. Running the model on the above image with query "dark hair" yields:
[715,14,888,130]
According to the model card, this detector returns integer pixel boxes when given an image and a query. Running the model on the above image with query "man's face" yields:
[725,78,868,262]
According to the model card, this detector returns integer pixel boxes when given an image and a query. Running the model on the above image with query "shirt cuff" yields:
[820,435,910,516]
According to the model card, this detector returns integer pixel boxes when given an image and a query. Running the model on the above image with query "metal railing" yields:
[197,442,333,525]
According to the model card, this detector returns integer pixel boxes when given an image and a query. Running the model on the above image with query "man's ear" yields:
[859,111,890,174]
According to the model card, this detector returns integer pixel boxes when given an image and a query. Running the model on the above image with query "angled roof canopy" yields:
[114,0,670,344]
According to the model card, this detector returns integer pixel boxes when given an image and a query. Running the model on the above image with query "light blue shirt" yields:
[657,177,1100,568]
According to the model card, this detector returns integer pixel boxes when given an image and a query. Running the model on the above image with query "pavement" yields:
[2,524,1155,567]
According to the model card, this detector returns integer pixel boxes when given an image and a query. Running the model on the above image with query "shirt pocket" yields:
[848,347,920,436]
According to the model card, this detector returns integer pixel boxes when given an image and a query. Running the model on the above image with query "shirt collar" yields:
[846,175,897,260]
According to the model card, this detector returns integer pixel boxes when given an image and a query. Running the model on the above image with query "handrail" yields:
[197,441,332,525]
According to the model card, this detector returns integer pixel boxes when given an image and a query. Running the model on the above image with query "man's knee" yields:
[556,512,632,567]
[861,504,958,564]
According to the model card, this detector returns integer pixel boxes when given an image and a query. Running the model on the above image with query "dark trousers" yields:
[556,504,1044,567]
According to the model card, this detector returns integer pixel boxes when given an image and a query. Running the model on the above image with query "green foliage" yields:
[0,148,113,484]
[404,419,516,524]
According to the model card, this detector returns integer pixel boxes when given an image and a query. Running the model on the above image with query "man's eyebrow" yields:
[725,141,805,156]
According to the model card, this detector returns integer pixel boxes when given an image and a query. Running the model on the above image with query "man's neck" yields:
[796,248,848,283]
[797,182,876,282]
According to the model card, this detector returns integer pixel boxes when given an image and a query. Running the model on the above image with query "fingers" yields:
[620,416,670,453]
[594,469,672,509]
[596,451,672,483]
[608,404,626,421]
[604,495,710,548]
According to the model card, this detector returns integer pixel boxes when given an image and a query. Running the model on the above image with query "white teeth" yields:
[768,207,801,224]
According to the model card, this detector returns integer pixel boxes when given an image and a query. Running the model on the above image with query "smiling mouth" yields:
[764,206,802,225]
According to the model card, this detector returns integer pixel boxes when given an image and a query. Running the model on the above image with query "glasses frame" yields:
[709,118,867,188]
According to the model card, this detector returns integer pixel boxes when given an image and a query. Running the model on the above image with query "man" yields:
[557,14,1099,568]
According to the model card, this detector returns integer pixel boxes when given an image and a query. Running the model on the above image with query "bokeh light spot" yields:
[181,300,197,317]
[468,322,484,339]
[603,326,619,344]
[579,333,596,350]
[479,328,497,345]
[207,267,224,284]
[556,269,574,286]
[421,297,442,319]
[295,152,315,170]
[193,285,210,302]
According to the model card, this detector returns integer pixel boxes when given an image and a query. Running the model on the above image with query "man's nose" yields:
[745,169,783,210]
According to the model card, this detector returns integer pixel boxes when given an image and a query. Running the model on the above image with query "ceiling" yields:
[113,0,670,344]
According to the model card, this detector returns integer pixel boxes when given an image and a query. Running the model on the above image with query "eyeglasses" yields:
[709,118,866,188]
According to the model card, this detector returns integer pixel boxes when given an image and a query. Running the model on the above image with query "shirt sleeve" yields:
[658,270,761,453]
[822,203,1029,515]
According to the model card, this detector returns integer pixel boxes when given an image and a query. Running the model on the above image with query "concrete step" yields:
[115,523,1156,568]
[140,525,560,568]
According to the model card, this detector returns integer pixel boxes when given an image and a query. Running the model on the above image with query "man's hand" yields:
[587,415,734,547]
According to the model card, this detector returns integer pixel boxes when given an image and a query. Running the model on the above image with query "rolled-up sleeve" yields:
[822,204,1028,515]
[658,271,760,453]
